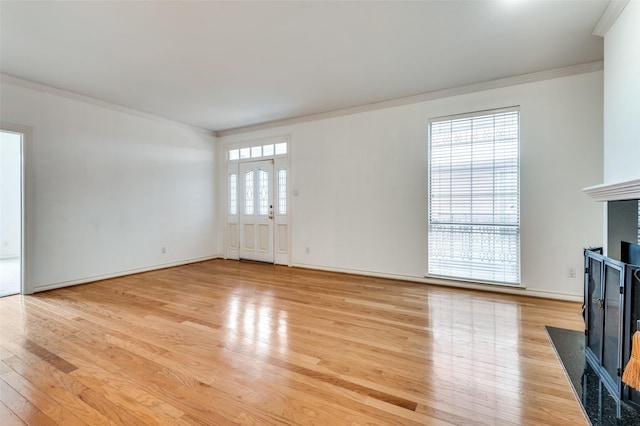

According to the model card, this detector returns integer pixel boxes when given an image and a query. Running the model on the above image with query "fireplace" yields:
[584,245,640,406]
[583,177,640,411]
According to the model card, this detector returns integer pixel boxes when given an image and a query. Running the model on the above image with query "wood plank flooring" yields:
[0,259,587,425]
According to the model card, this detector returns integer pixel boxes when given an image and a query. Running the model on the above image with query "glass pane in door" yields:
[258,170,269,215]
[244,171,254,215]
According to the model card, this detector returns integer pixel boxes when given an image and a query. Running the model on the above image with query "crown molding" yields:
[2,60,604,139]
[0,73,216,137]
[583,177,640,202]
[592,0,630,37]
[217,61,604,137]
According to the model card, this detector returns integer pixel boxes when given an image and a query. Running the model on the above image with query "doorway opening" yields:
[0,129,23,296]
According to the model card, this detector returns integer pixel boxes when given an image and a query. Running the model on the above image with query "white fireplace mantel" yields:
[583,177,640,202]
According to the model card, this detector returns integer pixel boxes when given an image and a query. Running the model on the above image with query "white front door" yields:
[239,160,274,263]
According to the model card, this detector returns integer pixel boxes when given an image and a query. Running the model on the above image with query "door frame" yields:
[1,123,33,295]
[224,135,291,266]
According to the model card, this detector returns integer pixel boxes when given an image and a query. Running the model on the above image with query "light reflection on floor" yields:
[428,292,522,422]
[0,257,21,297]
[224,289,289,368]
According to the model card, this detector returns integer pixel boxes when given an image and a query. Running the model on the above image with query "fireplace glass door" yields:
[585,249,625,399]
[623,265,640,410]
[587,254,603,357]
[602,261,624,393]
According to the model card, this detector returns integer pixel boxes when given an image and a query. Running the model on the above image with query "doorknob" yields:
[269,205,273,220]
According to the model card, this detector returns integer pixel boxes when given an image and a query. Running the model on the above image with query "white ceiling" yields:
[0,0,608,133]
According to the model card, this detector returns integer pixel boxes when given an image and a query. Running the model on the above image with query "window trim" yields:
[427,106,521,287]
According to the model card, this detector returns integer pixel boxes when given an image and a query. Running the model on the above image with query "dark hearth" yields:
[546,326,640,425]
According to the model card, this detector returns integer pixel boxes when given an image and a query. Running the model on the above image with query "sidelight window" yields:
[428,108,520,285]
[229,174,237,215]
[278,169,287,215]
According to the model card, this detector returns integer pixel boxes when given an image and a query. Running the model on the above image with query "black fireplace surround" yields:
[585,243,640,411]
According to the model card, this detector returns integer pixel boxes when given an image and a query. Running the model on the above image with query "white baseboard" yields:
[29,257,583,303]
[31,255,224,293]
[291,262,583,302]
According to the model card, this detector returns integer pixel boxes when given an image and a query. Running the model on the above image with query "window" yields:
[228,141,287,161]
[229,174,237,215]
[428,108,520,285]
[263,144,274,156]
[275,142,287,155]
[278,169,287,215]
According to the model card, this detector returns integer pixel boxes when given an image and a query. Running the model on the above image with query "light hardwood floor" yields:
[0,259,587,425]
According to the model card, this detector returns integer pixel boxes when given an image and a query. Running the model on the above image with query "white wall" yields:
[0,131,22,258]
[603,1,640,183]
[1,81,219,292]
[220,71,604,299]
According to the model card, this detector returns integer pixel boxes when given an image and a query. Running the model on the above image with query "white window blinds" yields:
[428,108,520,285]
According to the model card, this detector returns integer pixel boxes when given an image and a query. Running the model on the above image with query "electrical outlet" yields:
[161,247,166,254]
[568,267,576,278]
[305,247,310,254]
